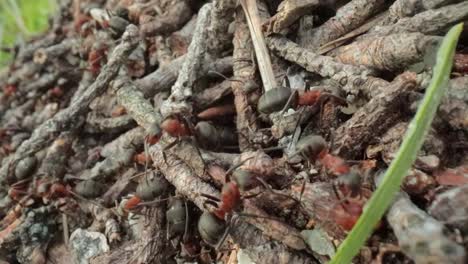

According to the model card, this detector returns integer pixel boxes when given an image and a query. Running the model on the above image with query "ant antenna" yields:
[67,189,106,209]
[224,157,254,177]
[207,70,244,84]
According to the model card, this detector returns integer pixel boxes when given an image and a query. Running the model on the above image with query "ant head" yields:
[243,80,259,93]
[108,16,129,37]
[36,181,52,197]
[295,135,327,159]
[198,211,226,246]
[166,198,187,235]
[336,170,362,197]
[145,121,162,145]
[114,6,129,20]
[232,169,256,191]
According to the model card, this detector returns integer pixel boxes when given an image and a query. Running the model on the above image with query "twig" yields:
[86,127,144,180]
[139,0,192,37]
[365,1,468,37]
[231,7,260,151]
[207,0,237,57]
[388,0,460,21]
[264,0,320,35]
[299,0,385,51]
[332,33,442,71]
[135,55,233,98]
[266,35,389,99]
[387,192,466,263]
[332,72,418,158]
[240,0,277,91]
[84,114,136,134]
[159,4,212,117]
[112,77,162,130]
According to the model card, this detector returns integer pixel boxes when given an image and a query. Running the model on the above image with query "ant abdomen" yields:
[166,198,187,237]
[15,156,37,181]
[195,121,237,150]
[74,179,105,199]
[258,86,297,114]
[295,135,327,159]
[136,173,168,201]
[198,211,226,246]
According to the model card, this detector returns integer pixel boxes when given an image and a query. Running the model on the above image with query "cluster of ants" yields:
[115,73,374,256]
[0,68,365,259]
[0,5,375,262]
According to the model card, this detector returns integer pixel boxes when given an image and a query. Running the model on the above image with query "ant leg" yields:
[214,223,231,251]
[161,137,180,164]
[166,221,170,241]
[164,138,179,152]
[182,199,189,243]
[322,92,347,106]
[137,197,171,206]
[224,157,254,180]
[331,183,354,213]
[280,90,299,114]
[200,193,221,202]
[236,212,282,221]
[202,200,219,211]
[246,176,301,205]
[262,145,285,153]
[298,173,310,205]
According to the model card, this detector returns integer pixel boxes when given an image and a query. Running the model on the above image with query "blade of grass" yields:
[329,22,463,264]
[6,0,31,37]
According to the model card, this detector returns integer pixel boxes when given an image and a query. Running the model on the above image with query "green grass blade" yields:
[329,22,463,264]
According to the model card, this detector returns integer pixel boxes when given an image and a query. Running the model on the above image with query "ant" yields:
[258,77,346,114]
[119,172,169,214]
[87,43,108,77]
[3,84,17,97]
[7,178,69,203]
[198,158,290,248]
[143,115,193,147]
[292,135,350,176]
[291,134,370,231]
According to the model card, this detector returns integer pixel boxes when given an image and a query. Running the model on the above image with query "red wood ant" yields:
[198,158,282,247]
[166,197,189,239]
[3,84,17,97]
[144,116,193,146]
[258,77,346,114]
[120,173,169,213]
[8,178,69,202]
[292,134,350,176]
[292,134,371,231]
[87,43,108,77]
[197,211,227,246]
[330,170,367,231]
[133,151,150,166]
